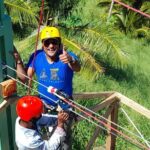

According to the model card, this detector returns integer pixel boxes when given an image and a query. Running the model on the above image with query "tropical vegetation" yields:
[4,0,150,149]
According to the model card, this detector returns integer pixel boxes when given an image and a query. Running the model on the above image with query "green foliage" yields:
[72,36,150,149]
[4,0,38,39]
[99,0,150,37]
[13,0,150,149]
[4,0,38,26]
[134,27,150,40]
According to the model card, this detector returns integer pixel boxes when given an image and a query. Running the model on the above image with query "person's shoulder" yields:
[32,50,45,59]
[35,49,44,55]
[16,117,20,123]
[29,49,43,58]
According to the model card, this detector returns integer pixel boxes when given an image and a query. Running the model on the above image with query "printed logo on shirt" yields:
[50,68,59,80]
[40,69,48,79]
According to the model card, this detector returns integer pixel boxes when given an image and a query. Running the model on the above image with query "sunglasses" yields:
[43,39,59,47]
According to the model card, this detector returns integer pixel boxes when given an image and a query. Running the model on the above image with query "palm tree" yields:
[16,0,129,80]
[4,0,38,27]
[105,0,150,35]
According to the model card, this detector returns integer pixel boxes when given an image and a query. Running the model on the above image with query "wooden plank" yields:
[89,94,117,113]
[76,93,117,122]
[86,126,101,150]
[0,96,19,112]
[106,102,119,150]
[73,92,114,99]
[93,147,105,150]
[116,93,150,119]
[85,102,117,150]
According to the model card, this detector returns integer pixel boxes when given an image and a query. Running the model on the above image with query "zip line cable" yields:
[5,64,150,148]
[7,64,150,148]
[4,64,149,149]
[6,74,148,150]
[121,108,150,148]
[49,88,149,150]
[5,63,149,143]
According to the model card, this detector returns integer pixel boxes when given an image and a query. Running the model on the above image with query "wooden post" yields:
[86,101,117,150]
[106,101,119,150]
[0,0,16,150]
[76,93,117,122]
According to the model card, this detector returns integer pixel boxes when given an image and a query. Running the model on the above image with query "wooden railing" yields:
[0,92,150,150]
[73,92,150,150]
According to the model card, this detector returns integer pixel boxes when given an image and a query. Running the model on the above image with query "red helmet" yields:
[16,96,43,122]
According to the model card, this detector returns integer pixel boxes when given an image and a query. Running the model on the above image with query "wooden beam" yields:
[0,96,19,112]
[85,102,117,150]
[116,93,150,119]
[74,91,150,120]
[76,93,117,122]
[106,102,119,150]
[73,92,114,99]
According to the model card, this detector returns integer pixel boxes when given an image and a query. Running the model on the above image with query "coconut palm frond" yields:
[16,36,36,52]
[97,0,112,7]
[60,24,128,69]
[63,38,104,76]
[15,34,39,62]
[80,28,129,68]
[4,0,38,26]
[141,2,150,14]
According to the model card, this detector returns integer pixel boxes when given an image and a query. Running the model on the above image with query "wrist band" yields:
[16,60,22,64]
[69,57,76,64]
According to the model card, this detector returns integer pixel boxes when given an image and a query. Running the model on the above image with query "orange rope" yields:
[27,0,44,94]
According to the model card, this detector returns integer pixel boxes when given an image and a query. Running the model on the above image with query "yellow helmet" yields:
[40,26,61,41]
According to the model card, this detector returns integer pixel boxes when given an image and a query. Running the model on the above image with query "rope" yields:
[66,95,149,143]
[52,91,149,150]
[4,64,149,149]
[114,0,150,19]
[7,75,147,149]
[6,75,58,104]
[28,0,45,94]
[7,75,127,148]
[121,108,150,148]
[5,63,147,141]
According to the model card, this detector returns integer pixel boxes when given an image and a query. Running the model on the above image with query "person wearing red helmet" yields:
[15,95,68,150]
